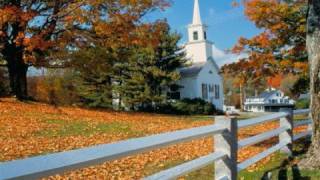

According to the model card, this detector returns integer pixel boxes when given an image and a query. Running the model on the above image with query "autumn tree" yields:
[222,59,269,110]
[229,0,308,96]
[0,0,170,100]
[266,74,283,88]
[233,0,320,169]
[0,1,87,99]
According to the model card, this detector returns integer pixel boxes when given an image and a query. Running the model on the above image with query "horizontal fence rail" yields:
[0,108,312,180]
[292,109,312,142]
[294,119,312,128]
[293,131,312,141]
[144,152,226,180]
[0,124,226,180]
[237,142,288,172]
[237,108,312,175]
[293,109,310,115]
[238,127,288,149]
[238,112,288,128]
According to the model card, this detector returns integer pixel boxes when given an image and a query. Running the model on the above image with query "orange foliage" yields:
[226,0,308,89]
[0,99,308,178]
[0,1,170,65]
[267,74,283,88]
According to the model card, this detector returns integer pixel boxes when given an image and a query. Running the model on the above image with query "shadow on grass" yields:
[261,140,312,180]
[261,158,311,180]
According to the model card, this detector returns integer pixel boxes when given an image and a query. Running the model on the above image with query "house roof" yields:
[247,89,283,100]
[257,90,278,99]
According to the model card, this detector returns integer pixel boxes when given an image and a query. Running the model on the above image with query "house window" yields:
[193,31,199,40]
[215,85,220,99]
[202,84,208,99]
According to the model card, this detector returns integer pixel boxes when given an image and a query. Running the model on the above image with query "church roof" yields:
[179,62,205,77]
[179,58,220,78]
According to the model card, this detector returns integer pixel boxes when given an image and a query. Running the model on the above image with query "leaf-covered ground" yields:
[0,98,308,179]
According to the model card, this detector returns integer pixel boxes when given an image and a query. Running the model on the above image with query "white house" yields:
[244,88,295,112]
[171,0,224,110]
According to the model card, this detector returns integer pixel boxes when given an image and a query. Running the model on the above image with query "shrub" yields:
[28,69,79,105]
[157,98,217,115]
[295,99,310,109]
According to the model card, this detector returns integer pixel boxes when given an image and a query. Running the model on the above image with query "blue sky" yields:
[29,0,263,76]
[145,0,262,66]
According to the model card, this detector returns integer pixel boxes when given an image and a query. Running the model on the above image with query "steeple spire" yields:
[192,0,202,25]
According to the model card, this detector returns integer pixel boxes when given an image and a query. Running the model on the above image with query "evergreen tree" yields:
[72,47,114,108]
[116,21,186,110]
[72,21,185,110]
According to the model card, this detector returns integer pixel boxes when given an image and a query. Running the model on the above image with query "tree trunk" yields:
[239,83,244,111]
[6,53,29,100]
[299,0,320,169]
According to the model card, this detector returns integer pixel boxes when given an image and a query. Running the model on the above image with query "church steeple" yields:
[192,0,202,25]
[185,0,213,64]
[188,0,207,43]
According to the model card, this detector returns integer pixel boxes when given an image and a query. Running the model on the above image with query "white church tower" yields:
[172,0,224,111]
[185,0,214,64]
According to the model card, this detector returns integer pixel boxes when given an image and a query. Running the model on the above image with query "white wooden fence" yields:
[0,108,312,180]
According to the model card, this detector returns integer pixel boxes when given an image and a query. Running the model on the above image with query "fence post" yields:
[280,108,293,155]
[214,116,237,180]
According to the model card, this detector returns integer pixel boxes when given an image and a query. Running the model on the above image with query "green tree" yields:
[72,47,114,108]
[116,21,186,111]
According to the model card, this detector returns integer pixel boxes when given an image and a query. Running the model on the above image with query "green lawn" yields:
[144,139,319,180]
[238,139,320,180]
[34,118,143,137]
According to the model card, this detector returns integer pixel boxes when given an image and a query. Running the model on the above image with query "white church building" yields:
[171,0,224,110]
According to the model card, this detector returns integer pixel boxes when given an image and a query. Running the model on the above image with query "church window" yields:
[202,84,208,99]
[209,84,214,93]
[193,31,199,40]
[215,85,220,99]
[204,31,207,40]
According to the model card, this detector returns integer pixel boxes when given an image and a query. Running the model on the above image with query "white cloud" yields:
[211,45,247,67]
